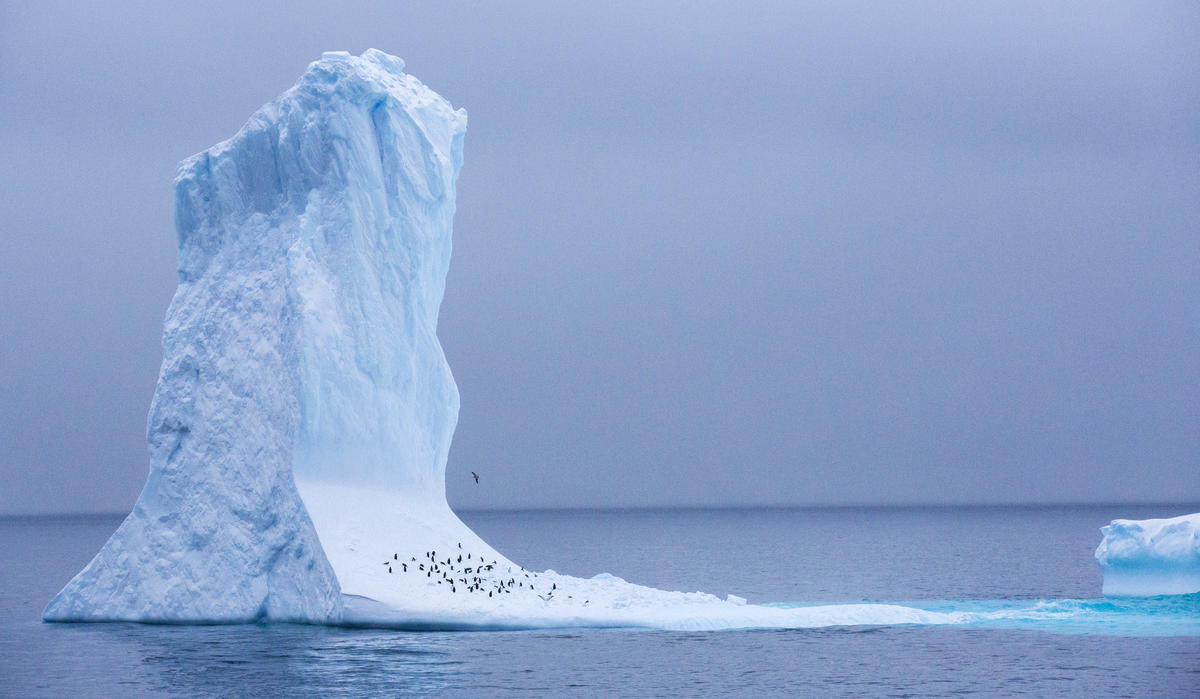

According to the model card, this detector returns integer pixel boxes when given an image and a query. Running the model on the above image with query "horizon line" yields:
[4,499,1198,520]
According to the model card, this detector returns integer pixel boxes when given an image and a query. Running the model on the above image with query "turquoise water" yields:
[3,505,1198,696]
[769,595,1200,637]
[918,595,1200,636]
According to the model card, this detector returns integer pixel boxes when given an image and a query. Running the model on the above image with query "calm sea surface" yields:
[2,505,1197,696]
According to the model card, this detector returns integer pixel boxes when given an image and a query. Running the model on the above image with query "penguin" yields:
[388,567,392,574]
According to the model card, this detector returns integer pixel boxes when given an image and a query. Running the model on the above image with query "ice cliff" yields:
[44,49,474,623]
[1095,513,1200,597]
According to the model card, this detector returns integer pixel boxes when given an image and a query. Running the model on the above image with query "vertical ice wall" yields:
[44,50,469,622]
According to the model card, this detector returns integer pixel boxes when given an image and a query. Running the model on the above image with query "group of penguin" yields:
[383,542,586,605]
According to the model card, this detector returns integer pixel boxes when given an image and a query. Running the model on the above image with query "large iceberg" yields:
[1095,513,1200,597]
[45,50,983,631]
[44,49,475,623]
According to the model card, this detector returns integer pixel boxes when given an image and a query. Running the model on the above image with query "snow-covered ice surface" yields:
[300,479,965,631]
[52,49,1180,633]
[1095,513,1200,597]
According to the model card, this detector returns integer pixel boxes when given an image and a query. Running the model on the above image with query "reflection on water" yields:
[48,623,461,696]
[27,621,1200,697]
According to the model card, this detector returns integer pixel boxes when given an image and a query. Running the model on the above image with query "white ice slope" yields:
[1095,513,1200,596]
[47,50,977,631]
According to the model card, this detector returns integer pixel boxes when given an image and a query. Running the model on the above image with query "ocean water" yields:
[1,505,1197,696]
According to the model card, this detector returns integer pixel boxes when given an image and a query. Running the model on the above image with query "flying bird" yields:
[471,471,479,483]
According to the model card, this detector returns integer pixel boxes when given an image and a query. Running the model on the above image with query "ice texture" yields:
[44,49,466,623]
[1096,513,1200,596]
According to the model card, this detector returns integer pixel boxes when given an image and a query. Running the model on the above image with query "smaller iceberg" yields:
[1095,513,1200,596]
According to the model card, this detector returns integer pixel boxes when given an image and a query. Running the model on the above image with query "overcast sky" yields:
[1,1,1197,515]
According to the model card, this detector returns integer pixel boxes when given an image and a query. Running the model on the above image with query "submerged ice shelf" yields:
[43,50,1199,633]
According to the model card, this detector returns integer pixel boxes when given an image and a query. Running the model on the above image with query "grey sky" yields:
[1,1,1197,515]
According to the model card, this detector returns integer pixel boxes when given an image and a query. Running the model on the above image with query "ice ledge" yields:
[1096,513,1200,596]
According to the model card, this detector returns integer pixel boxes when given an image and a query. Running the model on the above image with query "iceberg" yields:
[45,49,978,631]
[1095,513,1200,597]
[44,49,468,623]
